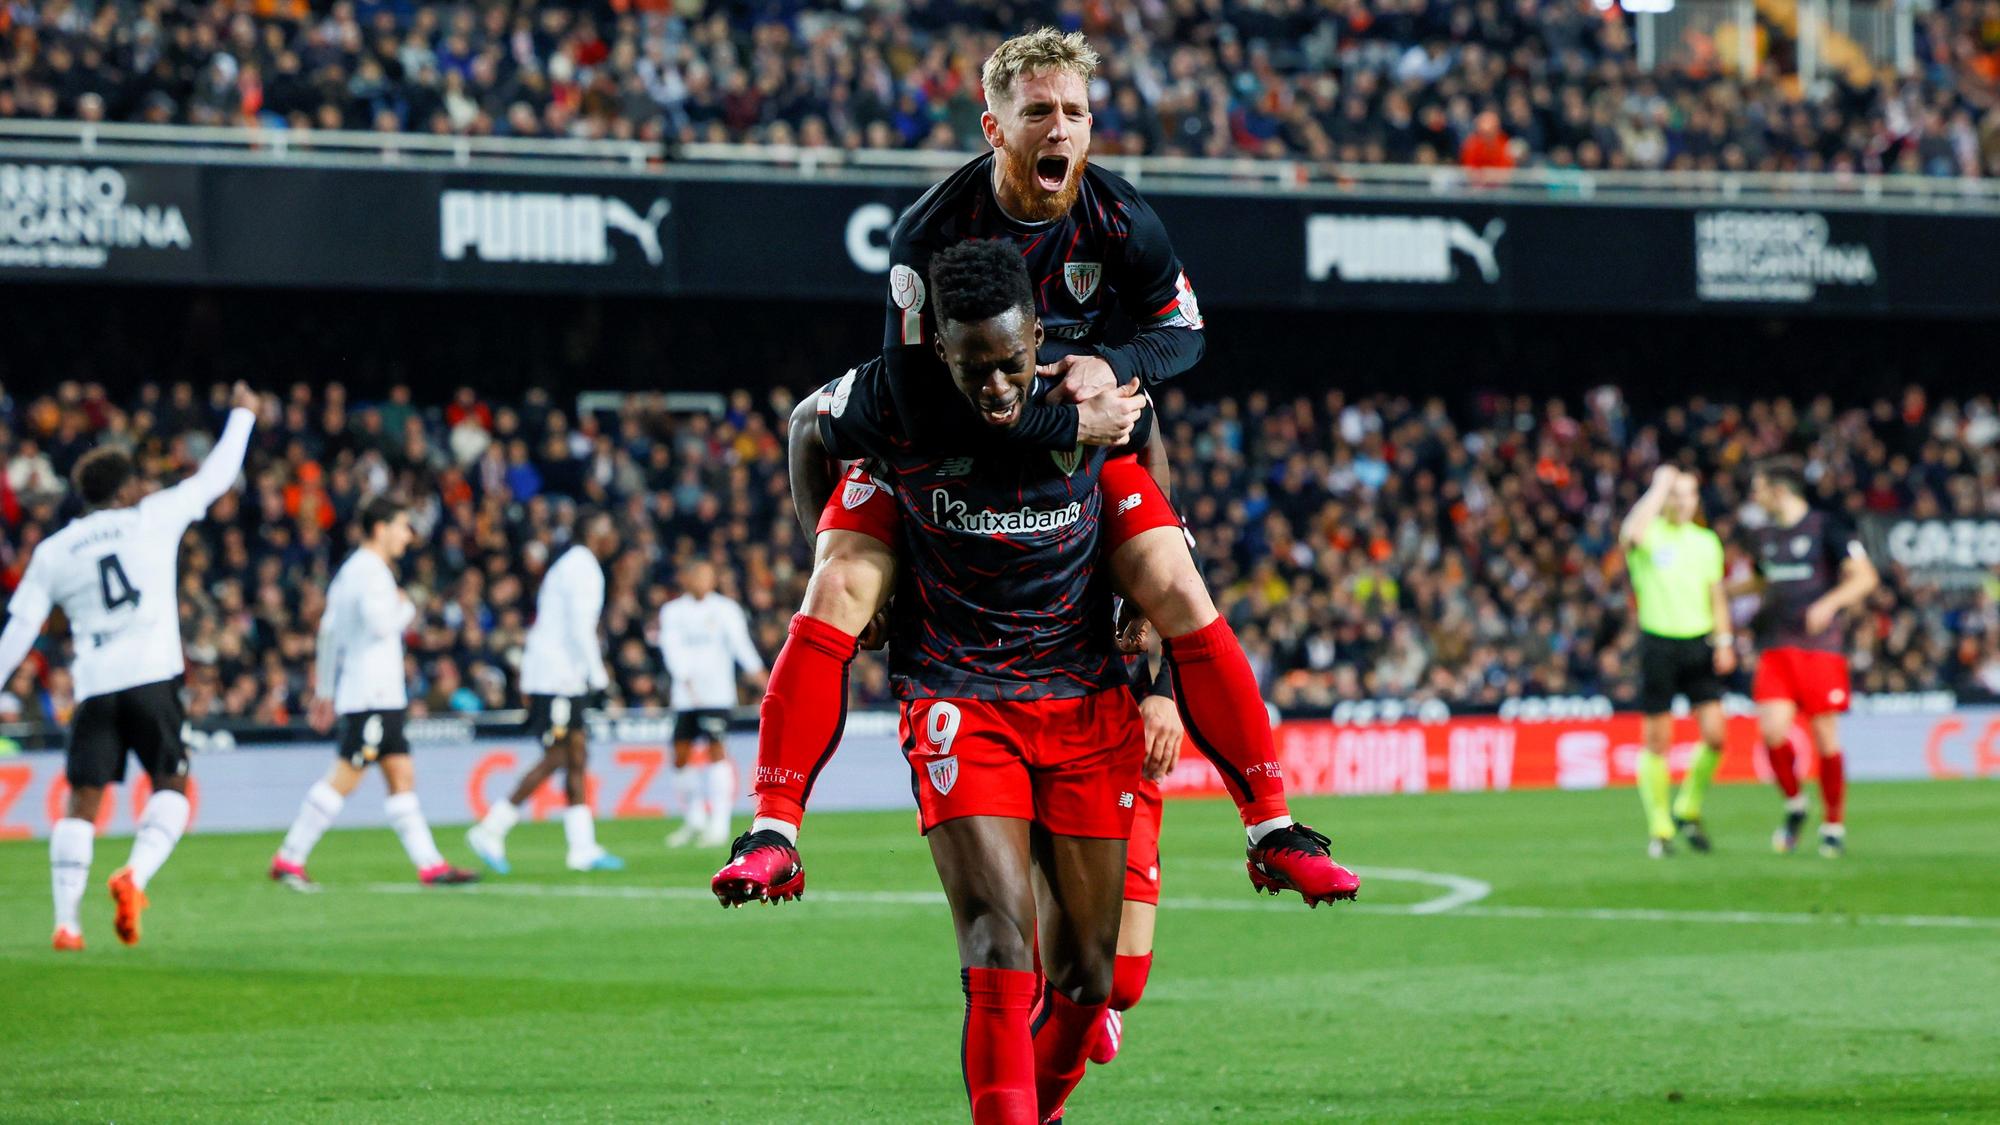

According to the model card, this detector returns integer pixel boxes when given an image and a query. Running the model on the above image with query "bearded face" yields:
[985,69,1093,223]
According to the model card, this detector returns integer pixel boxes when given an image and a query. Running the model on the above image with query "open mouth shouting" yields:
[978,391,1023,426]
[1033,153,1071,194]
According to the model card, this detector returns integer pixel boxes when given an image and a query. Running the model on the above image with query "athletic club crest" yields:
[927,755,959,795]
[841,474,880,510]
[1052,445,1083,476]
[1063,262,1102,303]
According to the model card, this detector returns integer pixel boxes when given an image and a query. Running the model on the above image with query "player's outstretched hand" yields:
[230,382,260,413]
[307,697,336,733]
[1650,464,1679,489]
[1138,695,1183,781]
[1075,380,1144,447]
[1040,354,1117,404]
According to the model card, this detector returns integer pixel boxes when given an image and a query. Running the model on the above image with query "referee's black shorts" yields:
[1637,633,1723,715]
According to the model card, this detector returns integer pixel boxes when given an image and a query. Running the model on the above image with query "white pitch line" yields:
[358,877,2000,930]
[1445,904,2000,930]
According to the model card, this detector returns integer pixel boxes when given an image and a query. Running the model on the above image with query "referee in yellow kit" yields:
[1620,466,1736,857]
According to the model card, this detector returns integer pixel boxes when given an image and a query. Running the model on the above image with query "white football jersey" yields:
[518,544,609,697]
[658,593,763,710]
[0,408,254,702]
[315,548,415,714]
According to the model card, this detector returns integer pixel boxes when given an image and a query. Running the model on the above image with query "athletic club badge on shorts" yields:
[926,755,959,796]
[1063,261,1102,303]
[841,473,879,510]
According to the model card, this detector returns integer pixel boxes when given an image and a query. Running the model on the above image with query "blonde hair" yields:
[981,28,1100,111]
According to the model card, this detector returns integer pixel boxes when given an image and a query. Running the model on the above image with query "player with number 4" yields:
[0,382,261,951]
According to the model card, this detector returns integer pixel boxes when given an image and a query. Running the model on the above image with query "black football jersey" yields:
[883,153,1203,453]
[817,357,1153,701]
[1749,510,1866,652]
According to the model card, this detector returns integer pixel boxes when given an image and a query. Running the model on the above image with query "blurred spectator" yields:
[2,0,1998,178]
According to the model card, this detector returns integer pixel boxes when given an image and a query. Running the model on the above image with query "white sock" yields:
[562,803,599,861]
[479,799,521,839]
[384,792,445,872]
[675,766,706,829]
[751,816,798,844]
[704,761,735,836]
[1247,814,1295,846]
[279,781,344,865]
[1786,795,1810,814]
[126,790,191,891]
[50,817,94,933]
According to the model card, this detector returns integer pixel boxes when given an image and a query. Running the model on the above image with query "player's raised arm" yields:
[145,382,259,527]
[1620,466,1679,547]
[0,557,55,690]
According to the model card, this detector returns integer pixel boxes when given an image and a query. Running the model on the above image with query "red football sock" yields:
[1163,618,1290,826]
[751,614,858,827]
[963,967,1039,1125]
[1109,953,1152,1012]
[1765,736,1801,801]
[1032,987,1109,1121]
[1818,752,1846,826]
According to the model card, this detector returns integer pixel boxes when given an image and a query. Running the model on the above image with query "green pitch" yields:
[3,780,1997,1123]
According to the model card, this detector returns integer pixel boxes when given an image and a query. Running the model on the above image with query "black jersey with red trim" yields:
[817,357,1154,702]
[1748,510,1867,652]
[884,153,1203,453]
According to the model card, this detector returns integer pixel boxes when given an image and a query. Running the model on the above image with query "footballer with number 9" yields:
[724,27,1358,923]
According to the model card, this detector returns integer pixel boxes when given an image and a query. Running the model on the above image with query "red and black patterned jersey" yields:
[883,153,1203,452]
[816,357,1153,702]
[1748,510,1867,652]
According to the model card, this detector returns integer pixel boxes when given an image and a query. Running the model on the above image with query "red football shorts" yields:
[1752,647,1852,716]
[900,690,1146,839]
[817,455,1180,549]
[1122,779,1163,905]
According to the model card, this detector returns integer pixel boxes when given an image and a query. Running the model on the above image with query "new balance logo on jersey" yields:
[1117,493,1143,515]
[927,755,959,796]
[1118,792,1135,808]
[938,458,975,477]
[930,491,1082,536]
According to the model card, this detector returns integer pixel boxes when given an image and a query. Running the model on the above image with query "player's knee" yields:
[65,785,105,821]
[958,910,1034,972]
[801,558,882,636]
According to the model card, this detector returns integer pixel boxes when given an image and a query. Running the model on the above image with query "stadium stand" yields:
[1,377,1996,729]
[1,0,1997,175]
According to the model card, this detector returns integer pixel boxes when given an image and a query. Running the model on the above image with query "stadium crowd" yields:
[0,375,1997,730]
[6,0,2000,176]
